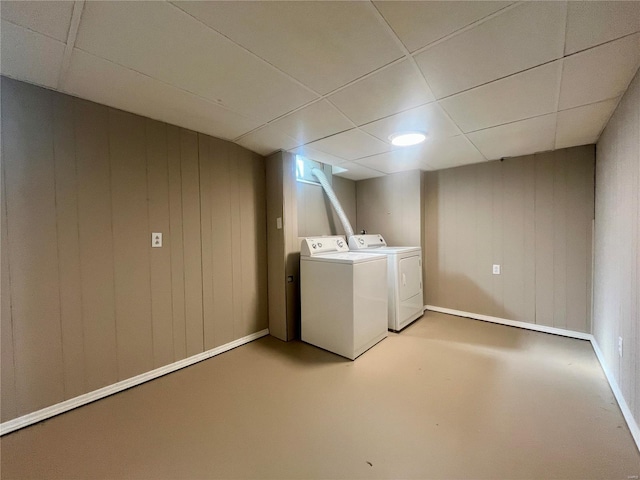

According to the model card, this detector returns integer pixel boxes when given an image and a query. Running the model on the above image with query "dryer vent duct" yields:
[311,167,354,239]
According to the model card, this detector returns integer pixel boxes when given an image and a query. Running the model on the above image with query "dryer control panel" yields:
[348,234,387,250]
[300,236,349,256]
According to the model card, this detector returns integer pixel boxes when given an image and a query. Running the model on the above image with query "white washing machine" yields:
[348,234,424,332]
[300,236,388,360]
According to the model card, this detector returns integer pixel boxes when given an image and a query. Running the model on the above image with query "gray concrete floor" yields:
[1,311,639,479]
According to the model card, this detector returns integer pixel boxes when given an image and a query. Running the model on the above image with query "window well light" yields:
[389,131,427,147]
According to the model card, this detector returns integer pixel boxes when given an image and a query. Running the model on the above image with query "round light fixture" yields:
[389,131,427,147]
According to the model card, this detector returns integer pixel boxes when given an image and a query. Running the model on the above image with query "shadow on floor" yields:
[396,310,529,351]
[251,334,351,366]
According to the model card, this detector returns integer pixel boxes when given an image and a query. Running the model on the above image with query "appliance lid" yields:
[368,246,421,254]
[301,251,387,264]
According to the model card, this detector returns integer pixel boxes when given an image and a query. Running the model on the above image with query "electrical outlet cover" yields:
[152,232,162,248]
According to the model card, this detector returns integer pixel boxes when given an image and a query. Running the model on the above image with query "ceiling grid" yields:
[1,0,638,180]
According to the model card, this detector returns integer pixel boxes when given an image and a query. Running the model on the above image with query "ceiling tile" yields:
[468,114,557,160]
[559,33,640,110]
[565,1,640,55]
[439,61,562,133]
[374,1,512,53]
[235,125,299,157]
[63,49,261,141]
[74,1,317,122]
[291,145,348,167]
[328,60,434,126]
[415,1,567,98]
[332,162,386,181]
[555,98,620,150]
[306,129,393,161]
[1,1,73,42]
[420,135,487,170]
[0,20,65,89]
[361,102,460,143]
[354,146,428,174]
[268,101,354,145]
[175,1,403,95]
[355,135,485,173]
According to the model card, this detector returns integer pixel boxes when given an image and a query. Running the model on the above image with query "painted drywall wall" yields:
[0,78,268,422]
[423,146,594,332]
[594,68,639,431]
[355,170,422,246]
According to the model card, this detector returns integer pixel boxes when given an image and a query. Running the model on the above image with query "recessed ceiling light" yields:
[389,131,427,147]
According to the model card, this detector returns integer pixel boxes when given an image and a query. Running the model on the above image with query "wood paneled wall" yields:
[424,146,595,332]
[0,78,267,422]
[265,151,301,341]
[297,176,356,238]
[267,151,356,341]
[356,170,422,247]
[594,68,639,429]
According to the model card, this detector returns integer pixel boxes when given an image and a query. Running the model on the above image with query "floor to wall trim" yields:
[590,337,640,453]
[425,305,640,454]
[0,329,270,436]
[425,305,593,340]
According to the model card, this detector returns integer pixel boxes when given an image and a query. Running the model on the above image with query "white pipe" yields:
[311,168,354,239]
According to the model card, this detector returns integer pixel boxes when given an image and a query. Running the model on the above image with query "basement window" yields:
[295,155,323,186]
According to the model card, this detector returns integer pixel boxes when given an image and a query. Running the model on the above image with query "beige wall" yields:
[0,78,268,422]
[424,147,595,332]
[297,175,356,238]
[266,150,300,342]
[594,69,639,430]
[355,170,422,246]
[266,154,356,341]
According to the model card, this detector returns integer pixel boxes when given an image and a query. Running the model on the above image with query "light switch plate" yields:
[152,232,162,248]
[276,217,282,230]
[492,264,501,275]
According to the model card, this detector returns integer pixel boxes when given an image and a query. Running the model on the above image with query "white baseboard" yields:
[590,337,640,452]
[425,305,592,340]
[0,328,270,436]
[424,305,640,454]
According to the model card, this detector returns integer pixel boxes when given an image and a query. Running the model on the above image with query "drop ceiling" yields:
[1,1,639,180]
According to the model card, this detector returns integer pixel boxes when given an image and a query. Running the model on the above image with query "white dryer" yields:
[348,234,424,332]
[300,236,388,360]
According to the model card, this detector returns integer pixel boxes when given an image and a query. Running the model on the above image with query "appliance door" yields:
[398,255,422,301]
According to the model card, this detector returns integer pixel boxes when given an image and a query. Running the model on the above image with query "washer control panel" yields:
[300,236,349,256]
[348,234,387,250]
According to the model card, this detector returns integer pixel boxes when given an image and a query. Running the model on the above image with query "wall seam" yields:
[50,91,68,400]
[209,137,217,348]
[106,108,120,381]
[179,130,188,357]
[70,97,87,393]
[532,157,536,325]
[165,124,176,362]
[197,134,206,349]
[1,90,19,417]
[144,121,156,367]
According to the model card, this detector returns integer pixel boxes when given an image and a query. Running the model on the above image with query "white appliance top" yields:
[366,246,421,255]
[300,236,348,256]
[349,234,421,254]
[301,236,385,264]
[302,251,387,264]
